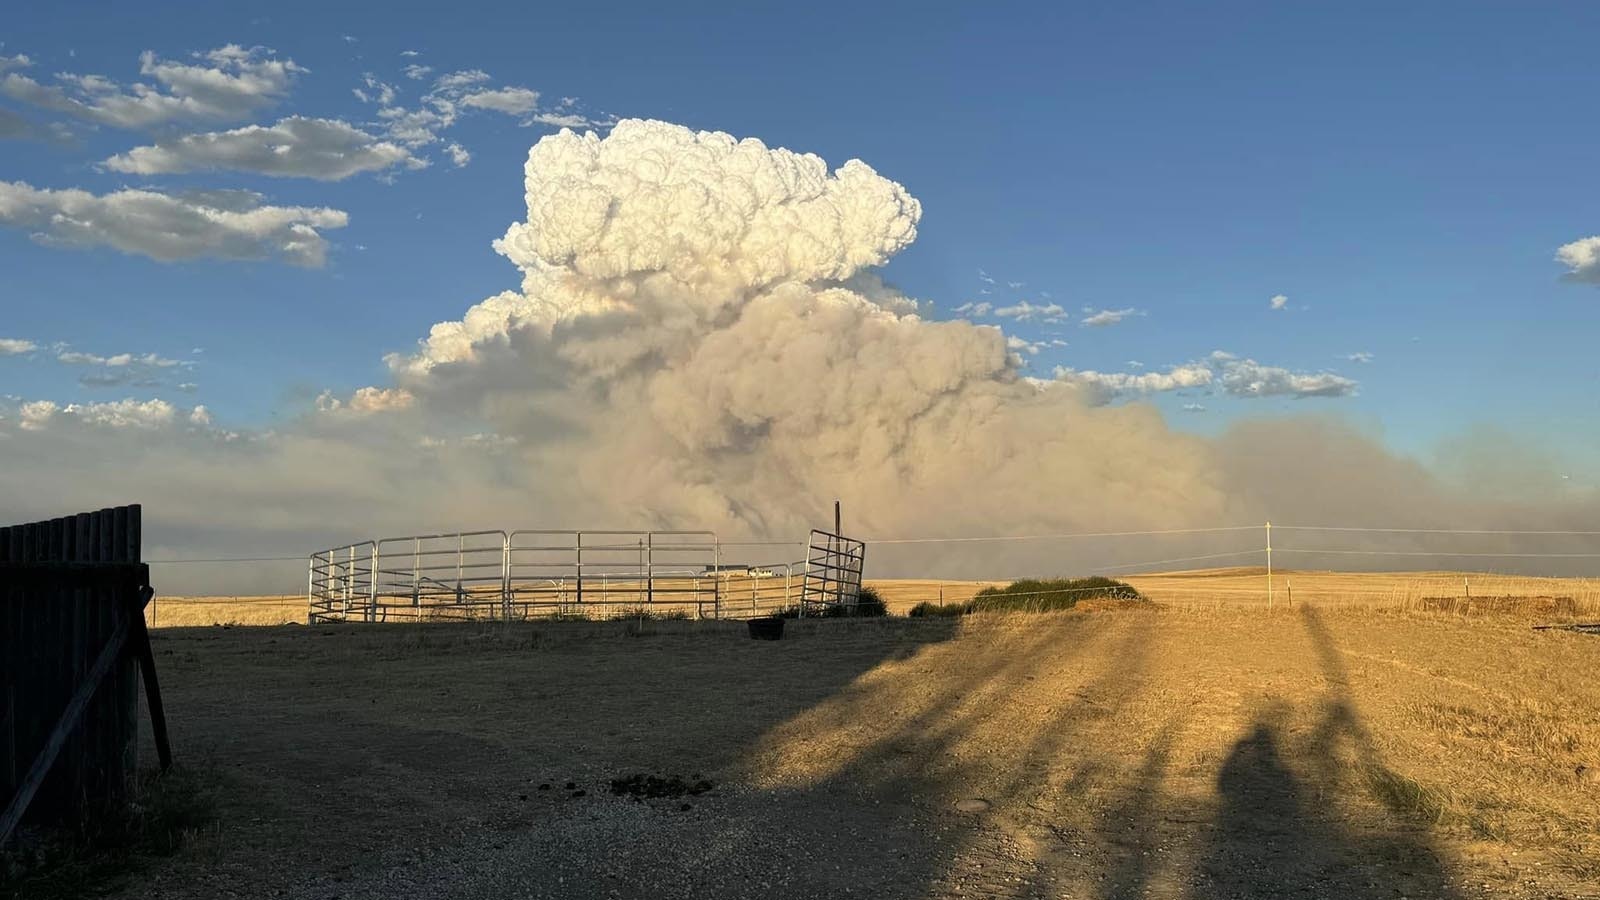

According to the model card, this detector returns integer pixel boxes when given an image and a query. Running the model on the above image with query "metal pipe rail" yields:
[308,527,867,624]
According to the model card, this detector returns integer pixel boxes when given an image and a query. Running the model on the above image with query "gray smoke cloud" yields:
[1,120,1594,593]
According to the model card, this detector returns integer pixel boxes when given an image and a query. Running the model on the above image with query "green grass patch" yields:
[609,607,693,622]
[907,600,972,618]
[910,577,1143,617]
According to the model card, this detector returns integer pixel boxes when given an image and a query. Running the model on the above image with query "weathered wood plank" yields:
[0,505,150,837]
[0,611,133,846]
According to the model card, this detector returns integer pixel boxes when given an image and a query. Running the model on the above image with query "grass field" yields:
[148,568,1600,626]
[14,586,1594,899]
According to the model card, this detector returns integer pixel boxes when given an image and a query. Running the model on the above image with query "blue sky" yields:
[3,1,1599,466]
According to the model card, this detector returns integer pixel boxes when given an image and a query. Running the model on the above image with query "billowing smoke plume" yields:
[1,120,1594,592]
[384,120,1237,543]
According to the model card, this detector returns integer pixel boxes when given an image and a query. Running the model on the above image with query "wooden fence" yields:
[0,505,170,846]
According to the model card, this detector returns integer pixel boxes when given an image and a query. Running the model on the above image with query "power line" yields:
[1273,525,1600,536]
[1098,549,1266,572]
[1274,548,1600,559]
[147,555,303,564]
[868,525,1262,546]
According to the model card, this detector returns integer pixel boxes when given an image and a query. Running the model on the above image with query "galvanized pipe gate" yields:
[308,527,864,624]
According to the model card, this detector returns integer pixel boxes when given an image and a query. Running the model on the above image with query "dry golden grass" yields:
[145,594,305,627]
[97,603,1600,899]
[1122,567,1600,618]
[151,567,1600,628]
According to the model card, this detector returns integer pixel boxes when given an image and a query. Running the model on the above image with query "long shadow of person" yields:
[1202,705,1372,897]
[1198,610,1462,900]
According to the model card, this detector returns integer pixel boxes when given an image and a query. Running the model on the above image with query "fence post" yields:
[368,544,378,623]
[502,532,512,621]
[345,545,354,619]
[646,533,654,608]
[576,532,584,609]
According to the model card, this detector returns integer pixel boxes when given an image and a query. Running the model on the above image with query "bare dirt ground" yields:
[28,599,1595,899]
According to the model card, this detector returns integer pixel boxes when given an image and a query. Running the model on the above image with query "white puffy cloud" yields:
[358,67,605,160]
[1556,236,1600,284]
[103,116,423,180]
[0,45,300,129]
[433,69,490,92]
[1006,335,1043,356]
[18,400,57,430]
[1057,352,1357,405]
[317,386,416,414]
[71,398,177,428]
[57,348,191,388]
[189,405,212,425]
[1080,307,1141,327]
[530,111,599,128]
[461,86,540,115]
[1344,352,1374,364]
[0,182,347,266]
[1270,294,1288,310]
[0,338,36,355]
[993,300,1066,323]
[953,301,992,317]
[0,54,31,73]
[12,398,180,430]
[1212,352,1357,398]
[393,120,920,375]
[1055,363,1215,405]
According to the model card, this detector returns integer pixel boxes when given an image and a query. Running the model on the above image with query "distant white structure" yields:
[703,564,778,577]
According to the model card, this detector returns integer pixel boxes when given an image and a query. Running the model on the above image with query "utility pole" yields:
[1266,521,1273,611]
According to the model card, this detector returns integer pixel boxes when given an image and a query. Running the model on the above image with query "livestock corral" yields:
[8,570,1600,899]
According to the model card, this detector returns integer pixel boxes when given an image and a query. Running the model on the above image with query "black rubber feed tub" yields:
[747,616,785,640]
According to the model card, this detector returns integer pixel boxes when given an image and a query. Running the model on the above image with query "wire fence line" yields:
[138,521,1599,619]
[145,521,1600,565]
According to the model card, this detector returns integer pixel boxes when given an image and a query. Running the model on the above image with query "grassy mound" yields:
[909,576,1143,617]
